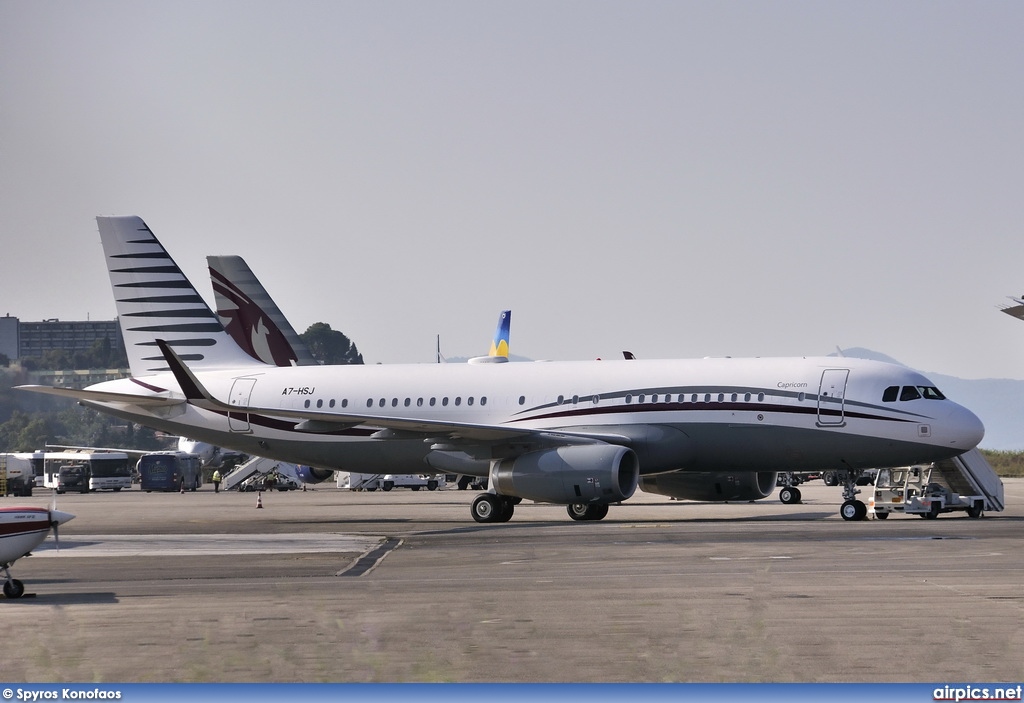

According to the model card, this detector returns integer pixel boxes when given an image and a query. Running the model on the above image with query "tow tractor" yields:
[869,465,985,520]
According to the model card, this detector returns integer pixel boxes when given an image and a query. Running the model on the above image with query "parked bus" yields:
[137,452,202,492]
[41,451,132,493]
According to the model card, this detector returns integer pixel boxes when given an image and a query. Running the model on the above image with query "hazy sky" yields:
[2,2,1023,379]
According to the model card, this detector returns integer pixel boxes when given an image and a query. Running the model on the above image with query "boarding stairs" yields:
[930,448,1004,512]
[222,456,284,491]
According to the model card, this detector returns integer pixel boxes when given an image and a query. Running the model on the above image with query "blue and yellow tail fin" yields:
[468,310,511,364]
[488,310,511,358]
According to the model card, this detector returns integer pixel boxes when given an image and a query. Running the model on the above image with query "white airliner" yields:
[19,216,985,523]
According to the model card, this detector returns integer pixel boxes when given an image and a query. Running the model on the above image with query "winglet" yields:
[155,339,222,408]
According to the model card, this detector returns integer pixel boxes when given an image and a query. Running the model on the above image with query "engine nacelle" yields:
[639,471,777,502]
[492,445,639,505]
[295,465,335,485]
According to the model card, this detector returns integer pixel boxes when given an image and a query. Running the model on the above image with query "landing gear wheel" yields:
[779,487,802,504]
[472,494,503,523]
[3,578,25,599]
[567,503,609,521]
[840,499,867,521]
[497,497,515,522]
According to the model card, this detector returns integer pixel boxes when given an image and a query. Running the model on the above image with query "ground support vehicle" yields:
[868,450,1003,517]
[380,474,444,491]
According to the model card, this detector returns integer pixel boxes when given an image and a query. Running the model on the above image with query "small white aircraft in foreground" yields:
[0,505,74,599]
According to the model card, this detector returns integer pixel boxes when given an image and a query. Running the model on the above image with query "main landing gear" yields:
[470,494,611,523]
[776,472,802,505]
[471,494,518,523]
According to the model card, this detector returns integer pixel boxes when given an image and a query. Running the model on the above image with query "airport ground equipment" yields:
[381,474,444,491]
[336,472,442,491]
[868,448,1003,519]
[0,455,34,497]
[222,456,286,491]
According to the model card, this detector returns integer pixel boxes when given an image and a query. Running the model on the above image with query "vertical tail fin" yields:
[468,310,511,364]
[96,216,264,376]
[208,255,318,367]
[488,310,511,358]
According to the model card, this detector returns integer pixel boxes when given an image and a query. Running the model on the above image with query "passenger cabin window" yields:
[883,386,899,402]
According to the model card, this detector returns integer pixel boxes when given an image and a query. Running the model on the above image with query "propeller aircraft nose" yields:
[49,509,76,526]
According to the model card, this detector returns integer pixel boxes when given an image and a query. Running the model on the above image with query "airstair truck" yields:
[870,448,1004,520]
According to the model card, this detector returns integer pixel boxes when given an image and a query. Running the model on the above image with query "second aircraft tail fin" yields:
[208,255,318,367]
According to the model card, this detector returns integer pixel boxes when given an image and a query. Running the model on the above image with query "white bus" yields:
[41,451,133,493]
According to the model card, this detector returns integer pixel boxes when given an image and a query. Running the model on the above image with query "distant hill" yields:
[831,347,1024,451]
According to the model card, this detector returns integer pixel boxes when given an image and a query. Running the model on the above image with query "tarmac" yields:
[3,479,1024,683]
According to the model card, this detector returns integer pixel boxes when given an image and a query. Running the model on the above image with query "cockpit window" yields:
[900,386,921,401]
[883,385,946,402]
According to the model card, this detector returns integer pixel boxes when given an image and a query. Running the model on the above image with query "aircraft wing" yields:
[155,340,631,448]
[16,385,185,408]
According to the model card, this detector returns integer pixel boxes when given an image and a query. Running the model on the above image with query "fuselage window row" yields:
[304,389,795,413]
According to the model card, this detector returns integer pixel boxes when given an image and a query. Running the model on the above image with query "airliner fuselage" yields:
[81,354,981,478]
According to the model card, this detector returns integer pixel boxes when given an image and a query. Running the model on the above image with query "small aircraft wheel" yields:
[779,487,801,504]
[472,494,502,523]
[840,499,867,521]
[875,511,889,520]
[4,578,25,599]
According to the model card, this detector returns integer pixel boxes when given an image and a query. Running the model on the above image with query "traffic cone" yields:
[256,491,263,509]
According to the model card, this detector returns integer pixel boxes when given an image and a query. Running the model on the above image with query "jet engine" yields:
[491,444,639,504]
[295,465,335,485]
[639,471,777,502]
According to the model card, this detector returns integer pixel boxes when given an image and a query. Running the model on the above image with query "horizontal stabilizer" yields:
[16,384,185,407]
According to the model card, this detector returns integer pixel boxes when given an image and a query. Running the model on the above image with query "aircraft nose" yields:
[49,509,75,526]
[949,402,985,450]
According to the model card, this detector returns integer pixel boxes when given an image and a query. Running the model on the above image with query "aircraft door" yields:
[817,369,849,426]
[228,378,257,433]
